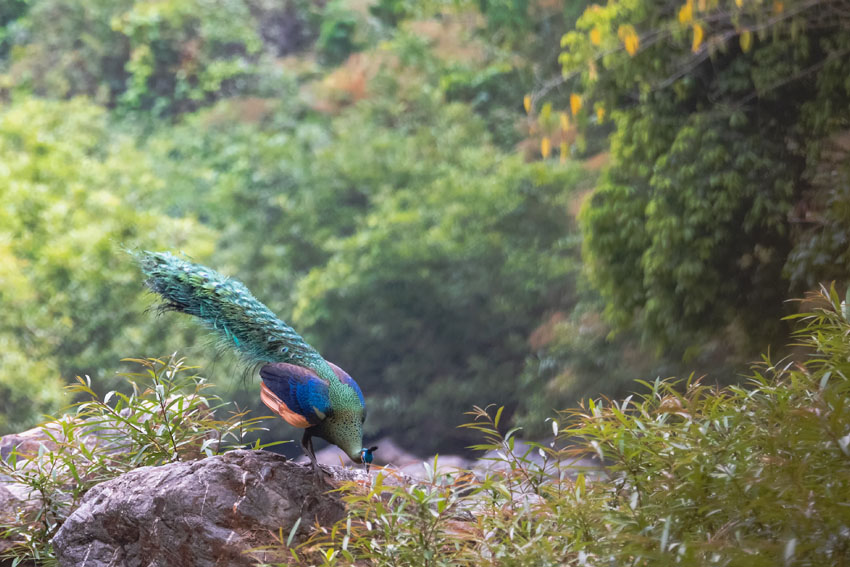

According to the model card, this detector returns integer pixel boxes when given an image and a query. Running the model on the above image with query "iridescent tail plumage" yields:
[137,251,324,369]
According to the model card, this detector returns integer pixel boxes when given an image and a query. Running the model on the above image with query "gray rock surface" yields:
[0,480,27,555]
[1,421,78,556]
[296,436,419,468]
[52,450,370,567]
[0,420,72,462]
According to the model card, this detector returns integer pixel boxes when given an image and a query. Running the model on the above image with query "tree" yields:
[0,98,214,432]
[292,155,583,452]
[557,0,850,350]
[1,0,314,116]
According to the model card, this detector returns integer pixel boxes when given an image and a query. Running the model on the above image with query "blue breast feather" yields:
[259,363,331,425]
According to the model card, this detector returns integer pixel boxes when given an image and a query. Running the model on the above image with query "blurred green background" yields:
[1,0,848,454]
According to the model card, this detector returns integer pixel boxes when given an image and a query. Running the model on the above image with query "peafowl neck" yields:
[311,359,344,388]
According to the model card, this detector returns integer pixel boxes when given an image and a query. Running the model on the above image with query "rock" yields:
[0,421,82,556]
[367,437,419,467]
[398,454,472,480]
[0,480,28,555]
[294,437,419,469]
[472,439,604,481]
[52,450,374,567]
[0,420,74,463]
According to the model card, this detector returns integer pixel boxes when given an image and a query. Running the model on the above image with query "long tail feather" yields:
[137,251,325,369]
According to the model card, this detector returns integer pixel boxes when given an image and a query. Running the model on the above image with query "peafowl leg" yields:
[301,430,328,483]
[301,430,317,470]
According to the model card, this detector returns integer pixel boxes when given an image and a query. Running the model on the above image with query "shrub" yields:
[277,285,850,566]
[0,355,277,564]
[564,0,850,351]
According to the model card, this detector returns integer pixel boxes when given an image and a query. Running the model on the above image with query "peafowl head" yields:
[319,408,367,463]
[360,446,378,471]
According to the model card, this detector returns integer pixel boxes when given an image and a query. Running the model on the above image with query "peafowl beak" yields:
[359,446,379,471]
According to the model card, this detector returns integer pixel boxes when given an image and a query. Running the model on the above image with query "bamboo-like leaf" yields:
[286,517,302,547]
[493,406,504,428]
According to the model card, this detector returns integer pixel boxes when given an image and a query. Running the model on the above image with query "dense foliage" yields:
[0,98,213,431]
[559,0,850,350]
[3,0,337,115]
[0,0,604,446]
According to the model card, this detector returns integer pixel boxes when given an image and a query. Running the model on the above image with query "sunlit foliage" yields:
[2,0,328,115]
[0,98,213,431]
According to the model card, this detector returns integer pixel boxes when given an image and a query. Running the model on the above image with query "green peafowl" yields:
[137,251,377,475]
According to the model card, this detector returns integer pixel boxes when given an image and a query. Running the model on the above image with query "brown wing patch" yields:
[260,383,312,428]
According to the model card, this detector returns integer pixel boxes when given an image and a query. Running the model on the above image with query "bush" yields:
[0,355,276,564]
[280,286,850,566]
[315,1,368,66]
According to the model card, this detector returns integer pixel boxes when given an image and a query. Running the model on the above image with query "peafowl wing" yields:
[259,363,331,428]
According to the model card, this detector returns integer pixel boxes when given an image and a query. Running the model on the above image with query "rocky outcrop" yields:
[1,421,602,567]
[52,450,373,567]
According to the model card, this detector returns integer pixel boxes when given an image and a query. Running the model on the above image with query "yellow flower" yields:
[570,93,582,116]
[618,24,640,56]
[692,23,704,52]
[739,29,752,52]
[541,137,552,159]
[590,27,602,46]
[678,1,693,24]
